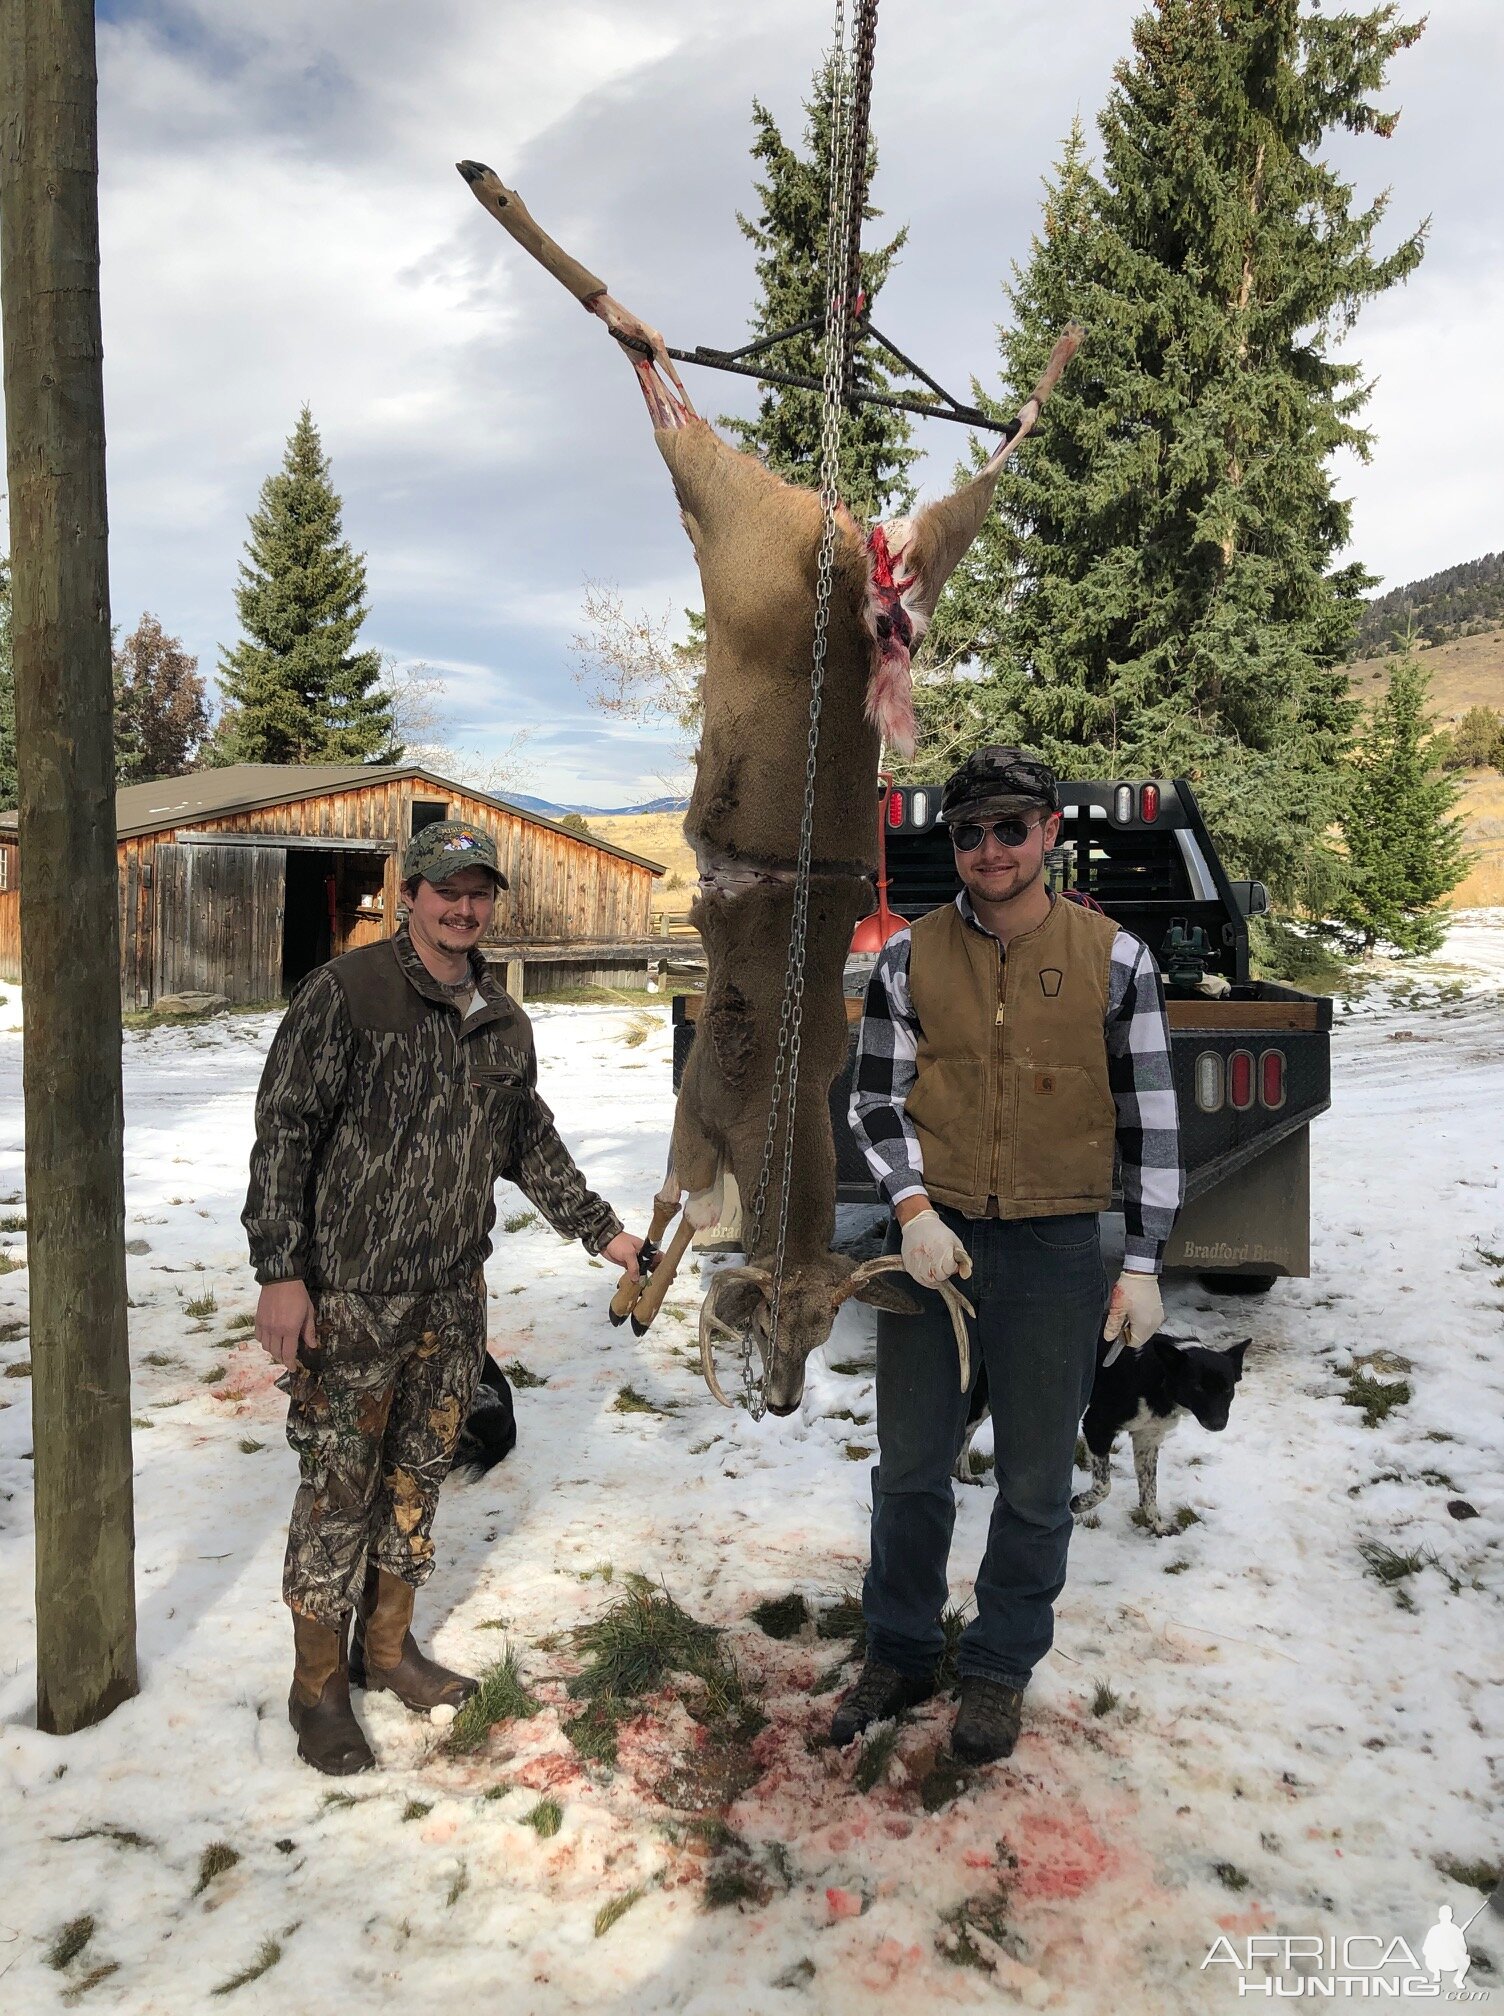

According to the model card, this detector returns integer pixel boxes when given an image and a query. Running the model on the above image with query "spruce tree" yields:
[1335,648,1468,954]
[915,1,1426,907]
[0,553,15,808]
[728,59,918,523]
[218,408,395,764]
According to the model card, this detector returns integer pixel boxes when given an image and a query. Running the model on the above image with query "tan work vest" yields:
[905,897,1118,1219]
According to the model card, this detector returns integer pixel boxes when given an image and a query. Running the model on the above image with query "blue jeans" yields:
[863,1206,1107,1689]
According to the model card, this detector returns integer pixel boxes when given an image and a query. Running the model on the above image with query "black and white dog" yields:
[1070,1331,1249,1535]
[958,1332,1249,1536]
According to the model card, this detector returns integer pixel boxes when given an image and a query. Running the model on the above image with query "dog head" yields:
[1161,1337,1250,1433]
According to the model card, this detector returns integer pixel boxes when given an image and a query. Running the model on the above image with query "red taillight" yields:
[887,789,905,828]
[1139,782,1159,823]
[1228,1049,1255,1111]
[1260,1048,1286,1110]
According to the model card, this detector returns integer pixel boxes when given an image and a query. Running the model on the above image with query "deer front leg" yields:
[609,1172,681,1328]
[457,161,695,429]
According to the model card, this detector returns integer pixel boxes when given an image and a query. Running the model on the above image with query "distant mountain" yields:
[503,790,689,819]
[1354,552,1504,659]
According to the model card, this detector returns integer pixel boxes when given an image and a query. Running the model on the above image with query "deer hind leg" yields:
[608,1168,681,1328]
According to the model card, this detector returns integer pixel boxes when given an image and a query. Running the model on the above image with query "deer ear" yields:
[714,1280,767,1331]
[846,1277,921,1316]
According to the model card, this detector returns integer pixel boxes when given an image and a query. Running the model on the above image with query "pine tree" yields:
[728,59,918,523]
[0,553,15,808]
[915,1,1426,907]
[218,408,396,764]
[113,613,209,784]
[1335,649,1468,954]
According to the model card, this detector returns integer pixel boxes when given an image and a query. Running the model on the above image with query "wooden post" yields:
[0,0,138,1731]
[506,957,525,1002]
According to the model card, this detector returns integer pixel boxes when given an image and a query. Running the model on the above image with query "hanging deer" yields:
[459,162,1078,1414]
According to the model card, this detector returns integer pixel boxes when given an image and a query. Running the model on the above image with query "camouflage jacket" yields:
[243,927,623,1292]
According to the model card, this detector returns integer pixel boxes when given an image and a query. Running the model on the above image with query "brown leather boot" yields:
[349,1563,478,1713]
[287,1611,375,1776]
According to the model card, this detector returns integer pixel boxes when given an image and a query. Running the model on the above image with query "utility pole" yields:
[0,0,138,1730]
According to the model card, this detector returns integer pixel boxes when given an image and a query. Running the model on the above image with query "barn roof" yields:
[0,762,666,874]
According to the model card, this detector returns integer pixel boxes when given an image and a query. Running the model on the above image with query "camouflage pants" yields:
[282,1284,486,1624]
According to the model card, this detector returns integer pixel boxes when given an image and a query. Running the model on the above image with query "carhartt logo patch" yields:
[1039,968,1063,997]
[1035,1072,1057,1094]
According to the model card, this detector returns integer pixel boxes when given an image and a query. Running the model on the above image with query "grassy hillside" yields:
[587,810,697,916]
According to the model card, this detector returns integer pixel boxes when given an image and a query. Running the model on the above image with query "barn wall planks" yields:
[152,844,286,1003]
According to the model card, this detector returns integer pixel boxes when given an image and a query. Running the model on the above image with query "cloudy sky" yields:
[18,1,1501,804]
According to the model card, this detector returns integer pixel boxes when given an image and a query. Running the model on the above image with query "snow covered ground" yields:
[0,920,1501,2013]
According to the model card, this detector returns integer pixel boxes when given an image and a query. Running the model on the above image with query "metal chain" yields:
[741,0,877,1415]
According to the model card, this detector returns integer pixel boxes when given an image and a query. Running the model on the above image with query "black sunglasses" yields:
[949,814,1048,852]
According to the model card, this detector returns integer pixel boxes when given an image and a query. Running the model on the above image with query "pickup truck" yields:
[673,777,1332,1292]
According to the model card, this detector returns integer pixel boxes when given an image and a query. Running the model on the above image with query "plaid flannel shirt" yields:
[848,892,1184,1272]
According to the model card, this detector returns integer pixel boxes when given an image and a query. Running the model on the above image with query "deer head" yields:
[699,1254,974,1417]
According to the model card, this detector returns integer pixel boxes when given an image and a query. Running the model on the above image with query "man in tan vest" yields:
[844,748,1183,1762]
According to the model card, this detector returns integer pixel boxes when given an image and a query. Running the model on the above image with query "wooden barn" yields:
[0,763,665,1009]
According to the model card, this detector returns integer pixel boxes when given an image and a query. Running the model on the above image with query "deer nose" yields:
[765,1398,799,1417]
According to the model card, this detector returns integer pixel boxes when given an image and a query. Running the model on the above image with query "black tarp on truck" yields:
[674,778,1332,1291]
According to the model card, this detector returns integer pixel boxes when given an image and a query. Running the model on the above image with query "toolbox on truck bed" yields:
[673,778,1332,1288]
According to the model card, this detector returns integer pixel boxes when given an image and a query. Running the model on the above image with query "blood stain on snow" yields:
[1009,1804,1119,1902]
[826,1885,865,1921]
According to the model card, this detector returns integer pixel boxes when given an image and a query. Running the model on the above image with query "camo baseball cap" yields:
[401,820,509,889]
[939,746,1060,824]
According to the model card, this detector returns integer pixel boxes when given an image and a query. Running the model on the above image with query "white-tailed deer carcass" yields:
[459,162,1078,1413]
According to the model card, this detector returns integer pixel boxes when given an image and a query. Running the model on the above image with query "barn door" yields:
[152,843,287,1004]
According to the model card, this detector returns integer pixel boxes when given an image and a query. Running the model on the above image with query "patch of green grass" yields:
[401,1799,432,1823]
[0,1213,26,1232]
[1163,1558,1191,1575]
[237,1438,265,1454]
[1435,1855,1499,1893]
[502,1359,546,1388]
[563,1698,623,1766]
[1342,1368,1412,1428]
[199,1366,225,1385]
[1091,1681,1120,1717]
[827,1360,870,1377]
[142,1350,177,1368]
[1359,1538,1434,1586]
[184,1291,218,1318]
[938,1891,1016,1972]
[131,1416,154,1430]
[1214,1862,1250,1892]
[212,1938,283,1996]
[62,1960,120,2002]
[320,1790,364,1812]
[815,1593,865,1643]
[620,1012,657,1050]
[0,1318,27,1340]
[522,1798,562,1839]
[474,1615,513,1632]
[58,1823,154,1850]
[844,1443,874,1462]
[3,1356,30,1376]
[705,1861,772,1909]
[502,1211,539,1234]
[0,1253,25,1277]
[46,1917,96,1970]
[853,1723,902,1794]
[445,1648,540,1755]
[594,1887,645,1937]
[750,1593,810,1640]
[193,1841,242,1897]
[446,1863,469,1909]
[568,1584,746,1723]
[966,1449,995,1478]
[612,1383,674,1415]
[226,1313,257,1331]
[936,1604,970,1692]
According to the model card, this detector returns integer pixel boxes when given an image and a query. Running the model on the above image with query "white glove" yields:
[1102,1270,1163,1363]
[899,1209,974,1290]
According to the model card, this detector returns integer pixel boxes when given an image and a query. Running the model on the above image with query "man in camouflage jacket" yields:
[245,819,643,1775]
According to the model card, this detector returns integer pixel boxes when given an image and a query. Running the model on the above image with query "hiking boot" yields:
[829,1659,935,1747]
[951,1675,1024,1764]
[350,1563,478,1713]
[288,1611,375,1776]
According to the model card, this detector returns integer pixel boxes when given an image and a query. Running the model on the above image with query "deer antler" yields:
[697,1267,773,1408]
[838,1255,975,1393]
